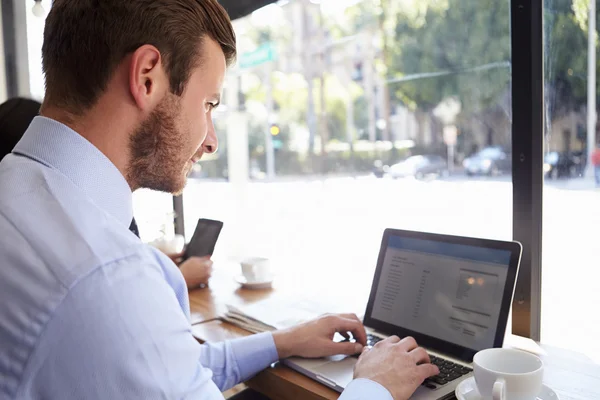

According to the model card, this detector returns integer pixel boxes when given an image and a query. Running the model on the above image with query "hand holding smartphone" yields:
[183,218,223,261]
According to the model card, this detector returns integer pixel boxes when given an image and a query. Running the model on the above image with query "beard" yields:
[127,95,192,195]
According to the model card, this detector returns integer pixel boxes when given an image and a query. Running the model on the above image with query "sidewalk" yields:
[546,176,600,191]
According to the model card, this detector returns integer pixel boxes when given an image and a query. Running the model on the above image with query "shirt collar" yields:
[13,116,133,227]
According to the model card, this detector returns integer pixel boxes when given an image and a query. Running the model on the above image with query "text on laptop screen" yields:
[371,236,511,352]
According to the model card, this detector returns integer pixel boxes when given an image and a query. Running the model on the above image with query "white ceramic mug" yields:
[240,257,271,282]
[473,348,544,400]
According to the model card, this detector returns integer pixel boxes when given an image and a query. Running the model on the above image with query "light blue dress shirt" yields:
[0,116,392,399]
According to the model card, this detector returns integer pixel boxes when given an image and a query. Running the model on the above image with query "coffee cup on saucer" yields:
[473,348,544,400]
[236,257,273,289]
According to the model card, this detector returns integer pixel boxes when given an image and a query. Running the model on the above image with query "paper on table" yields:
[503,334,547,356]
[221,306,275,333]
[221,297,323,333]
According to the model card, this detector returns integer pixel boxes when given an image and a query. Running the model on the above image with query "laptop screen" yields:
[368,234,515,354]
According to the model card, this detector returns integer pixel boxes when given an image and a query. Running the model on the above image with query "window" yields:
[542,0,600,362]
[25,0,51,101]
[183,0,514,305]
[132,189,178,244]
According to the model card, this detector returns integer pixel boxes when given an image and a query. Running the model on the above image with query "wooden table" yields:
[189,262,600,400]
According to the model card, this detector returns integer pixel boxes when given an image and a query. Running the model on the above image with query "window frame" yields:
[510,0,543,340]
[175,0,544,340]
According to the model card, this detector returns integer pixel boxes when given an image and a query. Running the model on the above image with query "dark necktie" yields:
[129,217,140,238]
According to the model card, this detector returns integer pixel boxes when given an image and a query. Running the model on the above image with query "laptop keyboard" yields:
[366,333,383,347]
[359,334,472,389]
[423,355,472,389]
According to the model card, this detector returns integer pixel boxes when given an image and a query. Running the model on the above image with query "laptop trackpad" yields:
[313,356,357,388]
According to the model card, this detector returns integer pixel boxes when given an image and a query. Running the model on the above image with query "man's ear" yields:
[128,45,168,111]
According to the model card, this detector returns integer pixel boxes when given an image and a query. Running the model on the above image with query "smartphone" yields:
[183,218,223,260]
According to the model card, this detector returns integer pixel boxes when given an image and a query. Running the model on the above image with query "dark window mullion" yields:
[510,0,544,340]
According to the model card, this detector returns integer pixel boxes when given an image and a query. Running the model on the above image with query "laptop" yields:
[282,228,522,400]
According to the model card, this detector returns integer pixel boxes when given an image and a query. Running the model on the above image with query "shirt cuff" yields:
[229,331,279,381]
[338,378,394,400]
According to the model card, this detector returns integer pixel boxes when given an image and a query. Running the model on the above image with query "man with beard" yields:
[0,98,213,290]
[0,1,438,399]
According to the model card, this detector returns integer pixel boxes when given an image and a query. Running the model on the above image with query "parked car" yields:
[388,155,448,179]
[463,146,511,176]
[544,151,586,179]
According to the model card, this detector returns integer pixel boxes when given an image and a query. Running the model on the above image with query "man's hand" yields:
[178,256,213,289]
[272,314,367,359]
[353,336,439,400]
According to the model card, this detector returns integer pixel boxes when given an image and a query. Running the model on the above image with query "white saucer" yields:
[234,274,274,290]
[456,377,559,400]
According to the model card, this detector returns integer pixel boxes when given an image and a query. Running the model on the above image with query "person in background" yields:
[0,97,42,160]
[591,144,600,187]
[0,1,438,399]
[0,97,212,288]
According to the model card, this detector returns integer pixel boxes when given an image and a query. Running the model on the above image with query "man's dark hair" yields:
[41,0,236,115]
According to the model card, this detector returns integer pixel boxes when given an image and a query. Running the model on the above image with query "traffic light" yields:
[270,124,280,136]
[270,124,283,150]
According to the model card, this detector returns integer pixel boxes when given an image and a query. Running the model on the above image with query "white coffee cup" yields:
[240,257,271,282]
[473,348,543,400]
